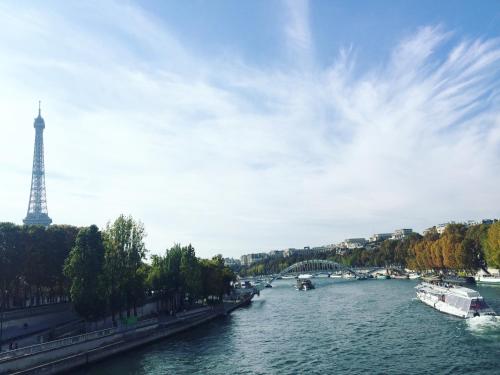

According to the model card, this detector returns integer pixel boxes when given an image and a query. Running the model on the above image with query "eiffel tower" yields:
[23,102,52,226]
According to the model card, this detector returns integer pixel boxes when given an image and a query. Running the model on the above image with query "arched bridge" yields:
[268,260,363,283]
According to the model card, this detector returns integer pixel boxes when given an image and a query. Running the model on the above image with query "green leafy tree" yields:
[64,225,106,320]
[45,225,79,301]
[200,255,235,302]
[103,215,147,319]
[148,244,204,312]
[22,225,50,305]
[0,223,23,308]
[180,244,202,303]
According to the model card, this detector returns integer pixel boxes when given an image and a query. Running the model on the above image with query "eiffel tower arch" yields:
[23,102,52,226]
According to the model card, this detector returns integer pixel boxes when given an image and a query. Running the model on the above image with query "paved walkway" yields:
[1,310,79,352]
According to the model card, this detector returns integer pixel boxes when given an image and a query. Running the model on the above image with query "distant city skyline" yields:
[226,219,498,259]
[1,1,499,259]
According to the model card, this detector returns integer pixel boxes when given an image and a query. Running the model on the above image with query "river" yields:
[77,279,500,374]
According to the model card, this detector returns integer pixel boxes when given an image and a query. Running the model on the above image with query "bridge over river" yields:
[249,260,406,290]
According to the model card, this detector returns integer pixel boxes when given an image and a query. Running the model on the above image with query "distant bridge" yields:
[267,260,363,284]
[249,260,408,291]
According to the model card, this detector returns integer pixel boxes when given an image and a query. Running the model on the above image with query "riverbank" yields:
[0,294,254,375]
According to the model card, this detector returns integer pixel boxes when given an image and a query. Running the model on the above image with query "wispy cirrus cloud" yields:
[283,0,313,64]
[0,1,499,257]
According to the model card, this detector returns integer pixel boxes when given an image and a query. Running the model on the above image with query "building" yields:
[311,246,331,254]
[341,238,367,249]
[283,248,299,257]
[427,220,496,236]
[391,229,413,240]
[369,233,392,242]
[422,227,437,236]
[224,258,241,267]
[240,252,267,266]
[23,103,52,226]
[465,220,479,226]
[240,255,249,266]
[268,250,285,258]
[335,248,348,255]
[436,223,453,235]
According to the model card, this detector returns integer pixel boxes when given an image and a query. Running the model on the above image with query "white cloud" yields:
[0,2,499,258]
[283,0,313,65]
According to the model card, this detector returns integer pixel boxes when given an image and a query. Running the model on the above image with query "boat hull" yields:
[476,276,500,284]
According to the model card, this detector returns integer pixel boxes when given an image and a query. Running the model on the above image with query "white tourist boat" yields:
[475,274,500,284]
[408,272,420,280]
[296,278,315,291]
[415,282,496,319]
[298,274,314,279]
[342,273,356,279]
[329,273,342,279]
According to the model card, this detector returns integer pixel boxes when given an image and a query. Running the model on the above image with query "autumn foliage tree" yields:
[484,222,500,269]
[407,223,491,272]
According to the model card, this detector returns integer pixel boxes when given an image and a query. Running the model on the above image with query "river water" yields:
[79,279,500,374]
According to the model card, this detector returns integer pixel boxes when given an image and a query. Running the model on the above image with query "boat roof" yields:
[417,282,481,298]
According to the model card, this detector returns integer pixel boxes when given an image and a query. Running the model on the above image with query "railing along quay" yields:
[0,317,159,362]
[0,328,115,361]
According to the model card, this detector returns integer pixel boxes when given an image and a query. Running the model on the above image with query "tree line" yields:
[0,216,236,322]
[0,223,79,308]
[238,222,500,276]
[408,222,500,271]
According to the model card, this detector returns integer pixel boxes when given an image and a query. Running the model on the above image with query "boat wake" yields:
[466,315,500,338]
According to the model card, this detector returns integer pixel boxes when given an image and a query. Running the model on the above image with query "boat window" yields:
[470,299,488,309]
[445,295,470,312]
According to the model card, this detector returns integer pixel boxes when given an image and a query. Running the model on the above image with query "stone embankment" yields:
[0,294,254,375]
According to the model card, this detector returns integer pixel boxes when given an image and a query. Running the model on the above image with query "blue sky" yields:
[0,0,499,258]
[140,1,500,69]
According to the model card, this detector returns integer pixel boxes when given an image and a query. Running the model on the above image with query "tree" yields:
[0,223,22,309]
[45,225,79,302]
[461,224,488,271]
[64,225,106,320]
[484,222,500,269]
[440,224,464,269]
[430,240,444,270]
[22,225,50,305]
[423,227,440,241]
[180,244,201,303]
[147,244,203,312]
[200,255,235,302]
[103,215,147,319]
